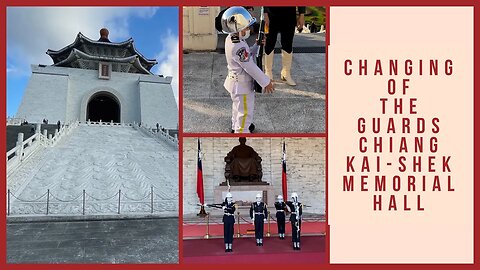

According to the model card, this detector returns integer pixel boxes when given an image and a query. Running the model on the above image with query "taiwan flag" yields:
[197,139,205,205]
[282,141,288,200]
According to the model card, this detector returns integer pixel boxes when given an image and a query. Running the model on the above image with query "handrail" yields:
[133,122,178,149]
[6,148,16,158]
[7,185,176,216]
[6,119,79,175]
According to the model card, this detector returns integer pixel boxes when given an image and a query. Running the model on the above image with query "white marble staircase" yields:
[7,124,178,217]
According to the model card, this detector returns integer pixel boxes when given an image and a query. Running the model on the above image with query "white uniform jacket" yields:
[223,34,270,94]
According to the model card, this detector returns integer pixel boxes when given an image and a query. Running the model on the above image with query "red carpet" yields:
[183,235,326,264]
[183,220,325,239]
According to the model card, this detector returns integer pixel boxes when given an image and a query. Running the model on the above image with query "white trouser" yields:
[230,91,255,133]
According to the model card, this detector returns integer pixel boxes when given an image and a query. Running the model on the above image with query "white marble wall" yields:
[139,77,178,130]
[16,67,69,122]
[16,65,177,128]
[183,137,326,215]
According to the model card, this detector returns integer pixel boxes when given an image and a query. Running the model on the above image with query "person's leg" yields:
[226,220,233,251]
[265,20,279,55]
[279,22,297,86]
[297,220,301,249]
[291,220,296,249]
[276,215,282,237]
[279,215,285,238]
[264,20,279,79]
[224,222,229,251]
[234,94,248,133]
[255,218,261,245]
[294,220,301,249]
[246,92,255,131]
[279,24,294,54]
[231,100,236,132]
[259,218,264,245]
[230,92,238,132]
[229,221,234,251]
[234,93,253,134]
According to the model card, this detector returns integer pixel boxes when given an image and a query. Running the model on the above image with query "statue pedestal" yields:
[214,185,276,207]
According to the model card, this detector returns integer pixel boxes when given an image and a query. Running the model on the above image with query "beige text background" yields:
[328,7,473,263]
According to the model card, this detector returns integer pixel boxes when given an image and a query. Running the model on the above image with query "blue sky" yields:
[6,7,179,117]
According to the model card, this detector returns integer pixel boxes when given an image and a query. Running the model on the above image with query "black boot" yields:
[249,123,255,132]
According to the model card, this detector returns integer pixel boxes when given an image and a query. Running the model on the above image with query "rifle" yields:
[197,203,223,209]
[254,7,266,93]
[198,197,229,210]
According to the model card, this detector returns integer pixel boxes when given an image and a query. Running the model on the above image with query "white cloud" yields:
[153,30,179,105]
[7,7,158,76]
[6,64,17,74]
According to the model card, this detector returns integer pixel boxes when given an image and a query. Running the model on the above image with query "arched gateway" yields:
[86,92,120,123]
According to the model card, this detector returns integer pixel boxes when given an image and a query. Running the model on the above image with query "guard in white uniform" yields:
[221,7,274,133]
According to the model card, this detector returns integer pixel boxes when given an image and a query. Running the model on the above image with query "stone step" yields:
[7,124,178,217]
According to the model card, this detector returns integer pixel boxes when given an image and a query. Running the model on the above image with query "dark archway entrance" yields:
[86,92,120,123]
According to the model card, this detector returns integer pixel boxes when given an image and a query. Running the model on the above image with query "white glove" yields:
[296,215,299,221]
[222,206,226,210]
[252,217,255,222]
[263,219,267,222]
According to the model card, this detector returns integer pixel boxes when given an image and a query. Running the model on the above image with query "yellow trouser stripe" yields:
[239,95,248,133]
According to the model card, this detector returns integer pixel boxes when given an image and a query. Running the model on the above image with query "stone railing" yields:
[6,118,25,126]
[7,120,79,176]
[7,184,177,217]
[133,123,178,149]
[41,120,79,147]
[83,120,133,127]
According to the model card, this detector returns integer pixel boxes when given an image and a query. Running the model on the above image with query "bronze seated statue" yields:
[222,138,267,186]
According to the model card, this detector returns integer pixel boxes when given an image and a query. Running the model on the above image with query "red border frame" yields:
[2,1,478,269]
[178,5,184,265]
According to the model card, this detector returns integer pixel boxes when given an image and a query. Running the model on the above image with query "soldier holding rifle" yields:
[286,192,303,250]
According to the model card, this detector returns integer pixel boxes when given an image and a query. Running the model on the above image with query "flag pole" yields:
[198,205,207,217]
[282,138,288,201]
[197,138,207,217]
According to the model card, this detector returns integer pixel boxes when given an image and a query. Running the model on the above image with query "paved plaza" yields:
[7,218,178,263]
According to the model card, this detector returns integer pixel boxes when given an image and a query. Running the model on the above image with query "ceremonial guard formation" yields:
[220,6,274,133]
[222,193,236,252]
[210,191,303,252]
[249,193,268,246]
[286,193,303,250]
[274,195,287,239]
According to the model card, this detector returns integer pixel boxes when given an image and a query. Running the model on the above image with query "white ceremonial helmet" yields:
[221,6,256,34]
[256,193,262,202]
[277,195,284,202]
[226,192,233,203]
[291,192,298,202]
